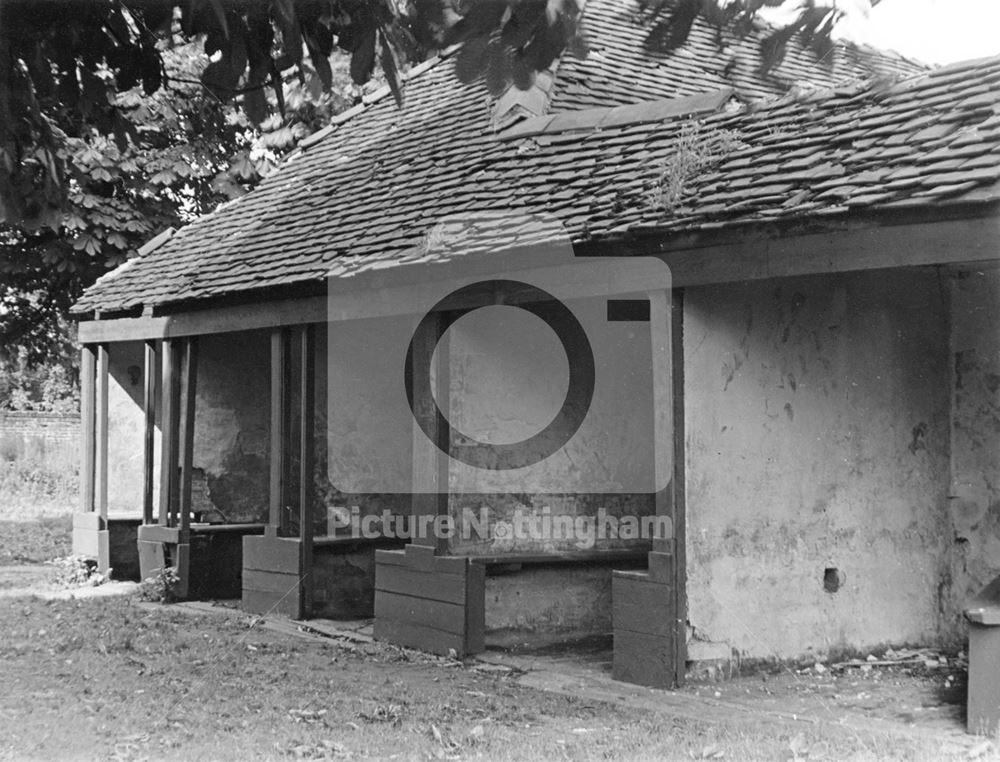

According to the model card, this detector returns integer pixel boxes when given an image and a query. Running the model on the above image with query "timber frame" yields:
[72,210,1000,686]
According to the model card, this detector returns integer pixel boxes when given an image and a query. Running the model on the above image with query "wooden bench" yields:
[374,546,651,658]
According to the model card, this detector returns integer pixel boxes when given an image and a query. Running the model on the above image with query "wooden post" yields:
[80,346,96,514]
[73,344,110,570]
[142,340,157,525]
[670,290,687,686]
[72,343,110,568]
[178,337,198,531]
[94,345,109,522]
[269,328,291,536]
[299,325,316,616]
[409,312,450,553]
[649,290,673,556]
[159,339,182,526]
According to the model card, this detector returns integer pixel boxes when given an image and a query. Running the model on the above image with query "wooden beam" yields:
[142,341,157,525]
[95,344,109,522]
[269,328,291,534]
[76,214,1000,342]
[409,312,450,553]
[178,337,198,531]
[649,290,672,555]
[80,346,96,513]
[159,339,182,526]
[649,214,1000,287]
[299,324,316,615]
[671,289,687,687]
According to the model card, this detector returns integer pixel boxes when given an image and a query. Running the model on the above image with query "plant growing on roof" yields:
[647,120,745,213]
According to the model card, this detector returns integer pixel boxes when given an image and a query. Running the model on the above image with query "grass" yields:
[0,593,993,762]
[0,436,79,519]
[0,514,72,564]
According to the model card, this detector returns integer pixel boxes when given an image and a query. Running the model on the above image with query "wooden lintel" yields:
[76,214,1000,343]
[653,214,1000,287]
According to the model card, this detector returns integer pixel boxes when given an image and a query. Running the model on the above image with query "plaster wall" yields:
[327,298,659,554]
[949,268,1000,621]
[684,269,952,660]
[106,341,153,514]
[190,331,270,523]
[106,331,270,522]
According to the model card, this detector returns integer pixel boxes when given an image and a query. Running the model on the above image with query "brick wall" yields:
[0,411,80,516]
[0,412,80,443]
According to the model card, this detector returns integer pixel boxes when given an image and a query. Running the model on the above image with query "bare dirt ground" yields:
[1,564,998,762]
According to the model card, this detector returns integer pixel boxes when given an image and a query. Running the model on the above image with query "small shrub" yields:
[139,566,181,603]
[51,554,110,587]
[648,120,745,213]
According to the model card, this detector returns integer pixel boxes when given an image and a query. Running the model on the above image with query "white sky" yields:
[835,0,1000,64]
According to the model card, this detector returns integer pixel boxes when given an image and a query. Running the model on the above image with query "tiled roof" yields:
[77,4,997,317]
[549,0,925,110]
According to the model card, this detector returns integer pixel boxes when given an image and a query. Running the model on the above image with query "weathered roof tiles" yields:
[77,2,975,317]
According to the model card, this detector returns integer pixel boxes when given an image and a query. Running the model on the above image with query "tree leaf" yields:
[380,30,403,106]
[350,26,378,85]
[243,87,267,126]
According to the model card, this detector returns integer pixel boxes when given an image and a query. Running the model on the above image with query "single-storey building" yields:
[71,0,999,689]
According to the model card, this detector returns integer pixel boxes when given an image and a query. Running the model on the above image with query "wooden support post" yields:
[299,325,316,616]
[269,328,291,536]
[95,345,109,523]
[670,290,687,686]
[80,346,96,514]
[649,290,673,557]
[142,340,157,525]
[409,312,450,553]
[73,344,110,568]
[178,337,198,531]
[159,339,182,527]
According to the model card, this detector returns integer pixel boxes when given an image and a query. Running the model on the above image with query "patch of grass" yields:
[0,456,78,520]
[0,513,72,564]
[0,594,990,761]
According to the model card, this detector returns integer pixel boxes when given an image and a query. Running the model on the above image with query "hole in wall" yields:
[824,567,843,593]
